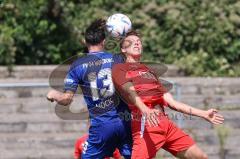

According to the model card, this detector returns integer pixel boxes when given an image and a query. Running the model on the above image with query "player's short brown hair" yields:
[120,30,141,49]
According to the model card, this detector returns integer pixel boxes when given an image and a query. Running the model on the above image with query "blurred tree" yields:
[0,0,240,76]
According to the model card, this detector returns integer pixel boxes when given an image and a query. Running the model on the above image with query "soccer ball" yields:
[106,13,132,38]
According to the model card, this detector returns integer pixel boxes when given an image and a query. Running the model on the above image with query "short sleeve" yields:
[112,64,131,88]
[64,65,80,93]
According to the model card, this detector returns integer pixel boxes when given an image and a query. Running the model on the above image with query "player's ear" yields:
[121,48,126,53]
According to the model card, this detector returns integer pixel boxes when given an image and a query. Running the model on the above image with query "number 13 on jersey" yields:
[88,68,115,101]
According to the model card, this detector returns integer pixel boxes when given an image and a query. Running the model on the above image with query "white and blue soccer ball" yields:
[106,13,132,38]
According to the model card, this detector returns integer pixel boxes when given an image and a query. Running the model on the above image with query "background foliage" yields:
[1,0,240,76]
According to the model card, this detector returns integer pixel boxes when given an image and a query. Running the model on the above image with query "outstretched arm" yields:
[163,93,224,125]
[47,90,74,106]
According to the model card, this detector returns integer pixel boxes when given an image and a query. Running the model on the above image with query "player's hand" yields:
[46,90,57,102]
[204,109,224,125]
[142,107,160,127]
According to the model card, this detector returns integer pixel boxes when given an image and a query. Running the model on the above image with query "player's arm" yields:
[47,63,80,106]
[47,90,74,106]
[112,64,160,126]
[121,82,160,126]
[163,93,224,125]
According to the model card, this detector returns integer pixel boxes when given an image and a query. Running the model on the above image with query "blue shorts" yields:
[81,119,132,159]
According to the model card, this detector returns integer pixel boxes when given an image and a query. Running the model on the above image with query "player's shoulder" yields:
[69,54,88,68]
[112,53,125,62]
[70,53,101,70]
[101,52,123,60]
[112,62,128,71]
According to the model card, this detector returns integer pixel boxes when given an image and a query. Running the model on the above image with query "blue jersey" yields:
[64,52,132,158]
[64,52,129,125]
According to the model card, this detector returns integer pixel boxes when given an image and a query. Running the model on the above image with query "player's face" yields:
[121,35,142,56]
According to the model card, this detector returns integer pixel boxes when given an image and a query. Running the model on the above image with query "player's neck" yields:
[126,55,140,63]
[88,45,104,53]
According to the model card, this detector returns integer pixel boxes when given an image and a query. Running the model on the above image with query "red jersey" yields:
[112,62,167,113]
[74,134,88,159]
[74,134,121,159]
[113,63,195,159]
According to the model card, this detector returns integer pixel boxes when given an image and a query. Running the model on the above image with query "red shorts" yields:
[131,113,195,159]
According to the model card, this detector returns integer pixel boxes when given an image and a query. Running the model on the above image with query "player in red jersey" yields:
[112,31,224,159]
[74,134,121,159]
[74,134,88,159]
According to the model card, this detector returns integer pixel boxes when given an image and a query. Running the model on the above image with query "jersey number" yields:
[88,68,114,101]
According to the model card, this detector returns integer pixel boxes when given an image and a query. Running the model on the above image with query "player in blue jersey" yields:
[47,19,133,159]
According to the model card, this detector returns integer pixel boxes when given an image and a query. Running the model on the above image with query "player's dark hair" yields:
[120,30,141,48]
[85,19,106,45]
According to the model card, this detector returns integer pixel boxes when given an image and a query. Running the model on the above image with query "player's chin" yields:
[131,53,141,59]
[126,51,141,57]
[133,48,142,54]
[135,53,142,57]
[131,51,142,57]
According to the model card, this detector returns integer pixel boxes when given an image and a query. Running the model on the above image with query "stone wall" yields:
[0,66,239,159]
